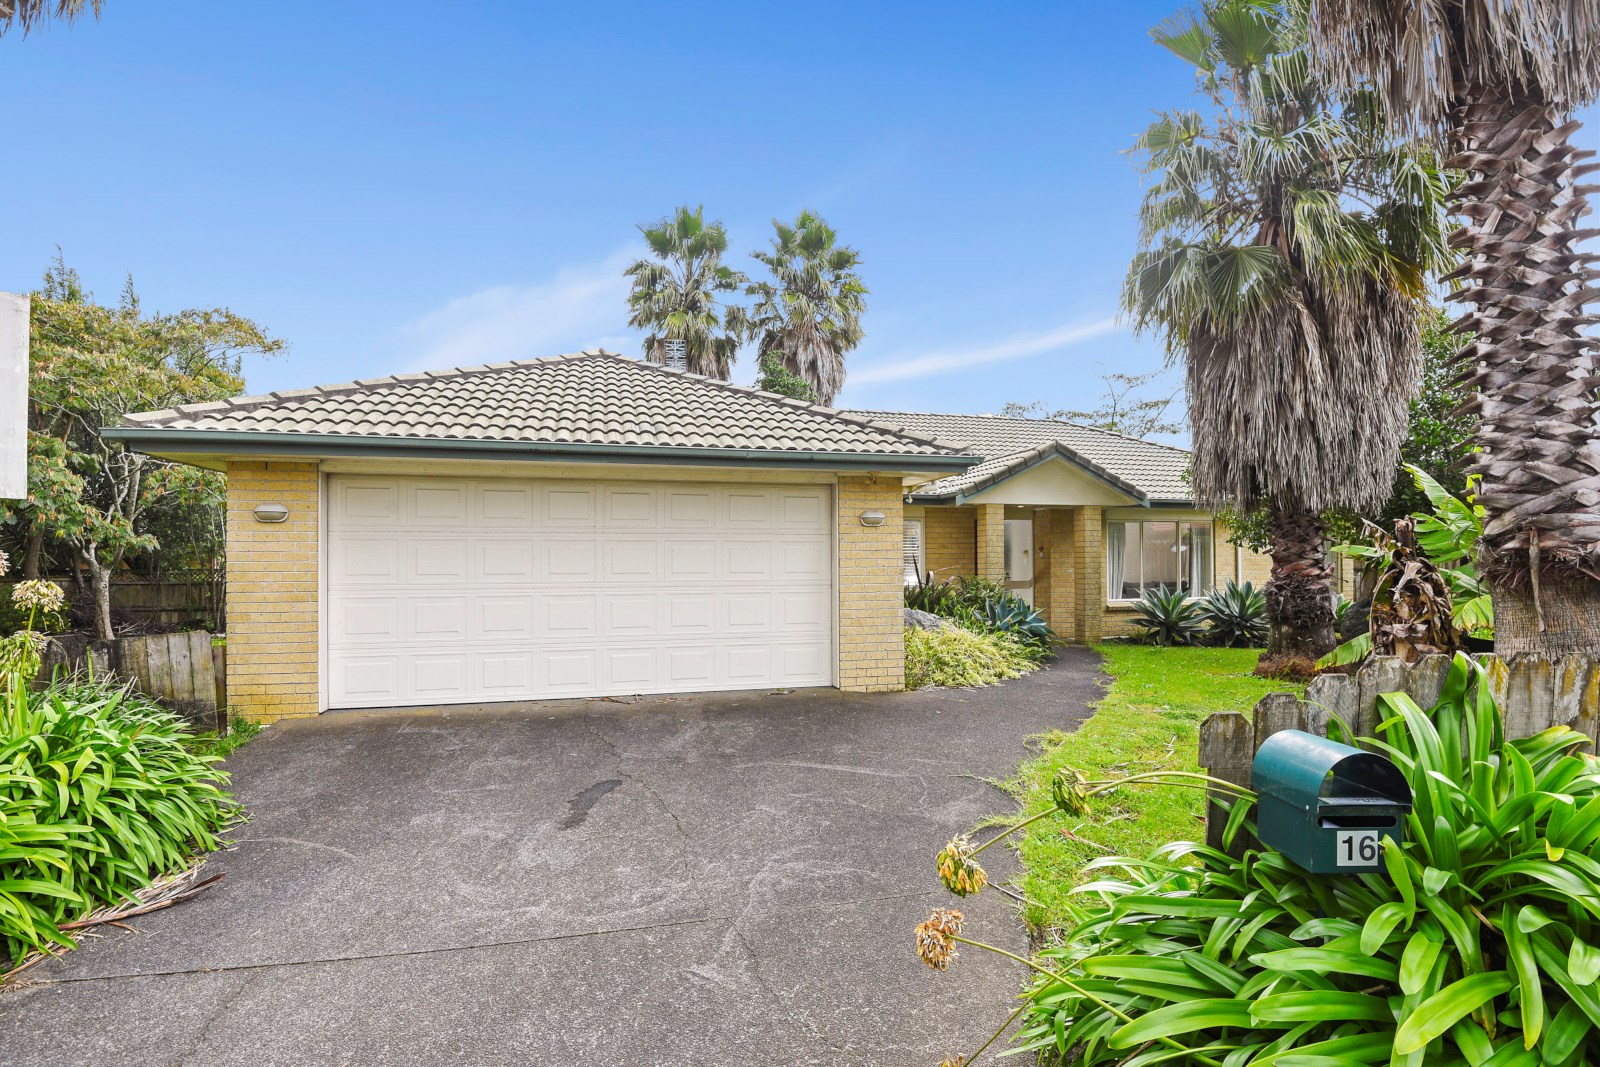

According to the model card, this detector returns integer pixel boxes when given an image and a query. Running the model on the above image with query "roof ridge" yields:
[844,407,1192,455]
[626,359,976,456]
[122,350,619,428]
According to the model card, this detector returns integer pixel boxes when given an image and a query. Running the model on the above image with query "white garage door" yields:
[326,475,836,708]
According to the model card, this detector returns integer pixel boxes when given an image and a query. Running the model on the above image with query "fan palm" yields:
[745,211,867,406]
[1305,1,1600,656]
[625,205,747,380]
[1125,0,1451,674]
[0,0,99,35]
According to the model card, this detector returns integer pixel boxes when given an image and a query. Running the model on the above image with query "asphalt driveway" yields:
[1,648,1103,1067]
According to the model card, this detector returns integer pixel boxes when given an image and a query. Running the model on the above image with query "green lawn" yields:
[1004,643,1303,938]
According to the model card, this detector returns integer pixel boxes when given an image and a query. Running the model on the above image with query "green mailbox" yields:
[1252,730,1412,873]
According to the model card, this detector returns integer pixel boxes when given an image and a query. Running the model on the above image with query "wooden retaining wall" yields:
[37,630,224,733]
[1198,654,1600,849]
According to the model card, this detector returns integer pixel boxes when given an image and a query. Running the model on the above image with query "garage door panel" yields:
[478,485,533,523]
[329,477,835,708]
[664,490,713,526]
[543,594,596,636]
[603,486,657,526]
[543,486,596,524]
[411,484,467,523]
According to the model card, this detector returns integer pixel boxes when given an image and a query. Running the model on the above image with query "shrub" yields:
[980,592,1055,652]
[904,626,1039,689]
[1127,586,1206,646]
[938,654,1600,1066]
[0,676,236,967]
[1195,580,1267,647]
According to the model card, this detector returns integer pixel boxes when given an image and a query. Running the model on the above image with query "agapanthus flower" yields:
[11,580,65,615]
[936,834,989,897]
[915,907,965,972]
[1051,766,1092,816]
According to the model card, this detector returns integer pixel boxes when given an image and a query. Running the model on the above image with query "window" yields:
[1107,520,1213,599]
[903,519,925,586]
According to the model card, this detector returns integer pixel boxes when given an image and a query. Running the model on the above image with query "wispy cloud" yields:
[398,249,640,370]
[848,318,1120,385]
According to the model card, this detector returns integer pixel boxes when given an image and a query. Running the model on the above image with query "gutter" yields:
[101,427,983,474]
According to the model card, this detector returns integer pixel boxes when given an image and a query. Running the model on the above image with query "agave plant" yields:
[926,654,1600,1066]
[1196,581,1268,648]
[979,593,1054,652]
[1128,586,1206,647]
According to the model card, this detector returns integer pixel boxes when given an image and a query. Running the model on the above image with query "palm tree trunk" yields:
[1446,81,1600,656]
[1257,507,1335,677]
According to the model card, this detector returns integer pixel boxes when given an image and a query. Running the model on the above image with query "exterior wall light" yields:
[253,503,290,524]
[859,510,887,527]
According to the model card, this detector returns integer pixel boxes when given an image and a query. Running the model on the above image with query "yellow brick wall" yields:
[1067,506,1103,643]
[1031,509,1052,628]
[837,476,905,692]
[975,503,1005,582]
[226,461,320,722]
[924,505,976,580]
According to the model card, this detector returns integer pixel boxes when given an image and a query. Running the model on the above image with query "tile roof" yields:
[841,410,1193,503]
[115,352,977,465]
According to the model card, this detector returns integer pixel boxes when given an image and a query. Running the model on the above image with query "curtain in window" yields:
[1106,522,1126,599]
[1184,522,1213,594]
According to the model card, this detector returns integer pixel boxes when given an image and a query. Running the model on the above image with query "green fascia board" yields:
[101,427,982,473]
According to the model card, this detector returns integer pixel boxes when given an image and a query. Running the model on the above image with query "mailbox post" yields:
[1252,730,1412,873]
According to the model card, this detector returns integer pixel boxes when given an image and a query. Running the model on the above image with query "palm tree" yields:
[625,206,747,380]
[1305,2,1600,657]
[0,0,100,35]
[745,211,867,406]
[1125,0,1451,675]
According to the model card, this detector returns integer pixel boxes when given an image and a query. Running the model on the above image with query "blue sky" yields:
[2,2,1593,444]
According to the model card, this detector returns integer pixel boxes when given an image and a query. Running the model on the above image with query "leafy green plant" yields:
[1195,581,1267,647]
[922,653,1600,1066]
[1128,586,1207,647]
[980,592,1055,652]
[0,675,236,968]
[1323,466,1490,668]
[904,627,1039,690]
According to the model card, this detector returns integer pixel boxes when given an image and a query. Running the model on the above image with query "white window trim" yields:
[903,518,925,586]
[1105,518,1216,603]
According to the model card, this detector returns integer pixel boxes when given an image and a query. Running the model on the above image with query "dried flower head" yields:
[0,549,9,578]
[915,907,965,972]
[12,580,65,615]
[939,1057,969,1067]
[936,835,989,897]
[1051,767,1092,816]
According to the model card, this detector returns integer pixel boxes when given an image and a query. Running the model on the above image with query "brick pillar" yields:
[1045,508,1074,636]
[1071,505,1104,644]
[226,461,321,721]
[975,503,1005,583]
[837,475,905,692]
[1031,509,1052,621]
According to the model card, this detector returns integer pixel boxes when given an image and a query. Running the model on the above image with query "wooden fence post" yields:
[1198,712,1253,852]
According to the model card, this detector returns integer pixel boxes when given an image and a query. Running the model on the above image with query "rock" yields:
[903,608,951,631]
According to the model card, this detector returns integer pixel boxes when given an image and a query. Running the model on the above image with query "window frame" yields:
[1105,518,1216,602]
[902,517,925,587]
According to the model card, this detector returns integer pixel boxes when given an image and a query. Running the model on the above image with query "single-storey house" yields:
[107,350,1270,722]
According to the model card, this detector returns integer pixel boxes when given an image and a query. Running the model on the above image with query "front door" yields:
[1003,518,1034,606]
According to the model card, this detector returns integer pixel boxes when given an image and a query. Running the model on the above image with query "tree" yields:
[1377,306,1477,529]
[6,255,283,638]
[1124,0,1451,676]
[1306,1,1600,657]
[625,206,746,380]
[0,0,100,36]
[1003,369,1182,440]
[745,211,867,406]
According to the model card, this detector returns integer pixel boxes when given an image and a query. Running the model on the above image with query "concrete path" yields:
[1,648,1103,1067]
